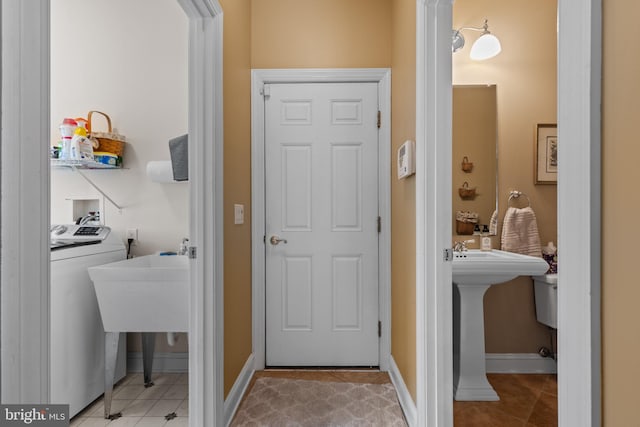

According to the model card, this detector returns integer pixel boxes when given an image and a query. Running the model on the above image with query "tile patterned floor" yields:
[454,374,557,426]
[70,373,188,427]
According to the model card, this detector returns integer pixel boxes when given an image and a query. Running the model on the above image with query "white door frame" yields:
[251,69,392,371]
[0,1,225,425]
[416,0,602,426]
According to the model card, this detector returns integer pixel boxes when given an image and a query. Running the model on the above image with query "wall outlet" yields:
[126,228,138,240]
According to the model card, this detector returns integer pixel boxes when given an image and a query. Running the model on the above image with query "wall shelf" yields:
[51,159,123,212]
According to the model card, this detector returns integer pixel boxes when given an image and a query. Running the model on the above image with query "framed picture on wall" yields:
[535,123,558,184]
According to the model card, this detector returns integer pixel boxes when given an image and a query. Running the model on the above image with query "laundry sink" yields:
[88,254,190,419]
[88,254,189,333]
[451,250,548,401]
[453,249,549,285]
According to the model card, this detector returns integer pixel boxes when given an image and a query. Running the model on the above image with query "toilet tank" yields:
[533,274,557,329]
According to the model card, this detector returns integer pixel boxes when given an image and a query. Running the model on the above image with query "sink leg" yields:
[141,333,156,387]
[104,332,122,419]
[453,282,499,401]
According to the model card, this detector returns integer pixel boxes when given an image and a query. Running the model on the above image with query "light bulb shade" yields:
[470,33,501,60]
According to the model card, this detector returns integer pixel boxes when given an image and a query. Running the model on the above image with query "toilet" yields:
[533,274,558,329]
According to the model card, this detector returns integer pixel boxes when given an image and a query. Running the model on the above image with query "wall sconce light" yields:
[452,19,502,61]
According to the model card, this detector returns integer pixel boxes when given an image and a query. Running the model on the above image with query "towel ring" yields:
[508,190,531,207]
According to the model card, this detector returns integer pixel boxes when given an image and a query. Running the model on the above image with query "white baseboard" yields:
[388,355,417,427]
[486,353,557,374]
[127,352,188,373]
[224,353,256,427]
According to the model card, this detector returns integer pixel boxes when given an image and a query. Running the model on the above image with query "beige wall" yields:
[453,0,557,353]
[221,0,254,398]
[390,0,417,401]
[251,0,391,68]
[602,0,640,423]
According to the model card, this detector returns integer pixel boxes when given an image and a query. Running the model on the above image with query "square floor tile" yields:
[175,400,188,417]
[163,384,188,400]
[145,400,183,417]
[74,418,111,427]
[175,373,189,385]
[151,373,182,386]
[137,384,171,400]
[134,417,168,426]
[122,399,157,417]
[108,417,143,427]
[165,417,189,426]
[114,384,146,400]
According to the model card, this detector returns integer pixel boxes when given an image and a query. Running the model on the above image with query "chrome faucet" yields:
[453,239,475,252]
[76,211,100,225]
[453,241,468,252]
[178,238,189,255]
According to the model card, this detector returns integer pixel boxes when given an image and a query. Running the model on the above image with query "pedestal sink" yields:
[88,254,189,418]
[452,249,548,401]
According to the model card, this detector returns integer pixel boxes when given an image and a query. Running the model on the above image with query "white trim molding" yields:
[223,354,255,427]
[389,356,418,427]
[416,0,602,425]
[485,353,557,374]
[416,0,454,426]
[251,68,392,371]
[557,0,602,425]
[1,0,51,404]
[177,0,225,426]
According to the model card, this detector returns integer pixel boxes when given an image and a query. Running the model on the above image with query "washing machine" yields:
[50,225,127,418]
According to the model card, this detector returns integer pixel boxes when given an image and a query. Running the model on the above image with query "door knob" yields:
[270,235,288,245]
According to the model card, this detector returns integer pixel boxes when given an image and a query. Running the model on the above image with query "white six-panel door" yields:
[265,82,380,366]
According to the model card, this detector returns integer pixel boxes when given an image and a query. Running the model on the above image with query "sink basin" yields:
[88,255,189,332]
[88,254,189,419]
[451,250,548,401]
[453,249,549,285]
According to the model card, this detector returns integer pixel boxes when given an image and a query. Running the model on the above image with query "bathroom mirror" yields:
[452,85,498,236]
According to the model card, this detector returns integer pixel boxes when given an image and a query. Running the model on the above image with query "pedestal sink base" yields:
[453,377,499,401]
[452,250,549,402]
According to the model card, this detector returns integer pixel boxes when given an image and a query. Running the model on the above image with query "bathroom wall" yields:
[602,0,640,423]
[390,0,417,401]
[51,0,189,354]
[453,0,558,353]
[220,0,253,398]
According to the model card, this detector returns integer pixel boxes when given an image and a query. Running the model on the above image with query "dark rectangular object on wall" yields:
[169,134,188,181]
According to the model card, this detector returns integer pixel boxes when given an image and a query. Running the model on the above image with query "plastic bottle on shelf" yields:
[70,127,93,160]
[59,118,77,160]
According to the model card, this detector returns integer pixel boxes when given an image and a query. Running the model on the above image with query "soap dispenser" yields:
[480,225,492,251]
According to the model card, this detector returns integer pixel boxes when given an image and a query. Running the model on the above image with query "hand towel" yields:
[500,206,542,257]
[489,209,498,235]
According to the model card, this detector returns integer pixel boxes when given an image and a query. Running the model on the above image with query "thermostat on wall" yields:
[397,140,415,179]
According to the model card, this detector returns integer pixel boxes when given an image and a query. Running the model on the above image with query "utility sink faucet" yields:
[178,238,189,255]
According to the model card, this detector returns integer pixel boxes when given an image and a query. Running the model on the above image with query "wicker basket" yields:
[87,111,126,156]
[458,181,477,200]
[456,220,475,235]
[461,156,473,172]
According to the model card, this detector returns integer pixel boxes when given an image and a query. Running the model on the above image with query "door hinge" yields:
[188,246,197,259]
[260,84,271,98]
[444,248,453,262]
[378,321,382,337]
[263,235,266,244]
[377,111,381,129]
[377,216,381,233]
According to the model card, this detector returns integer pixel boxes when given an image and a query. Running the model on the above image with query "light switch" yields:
[234,204,244,225]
